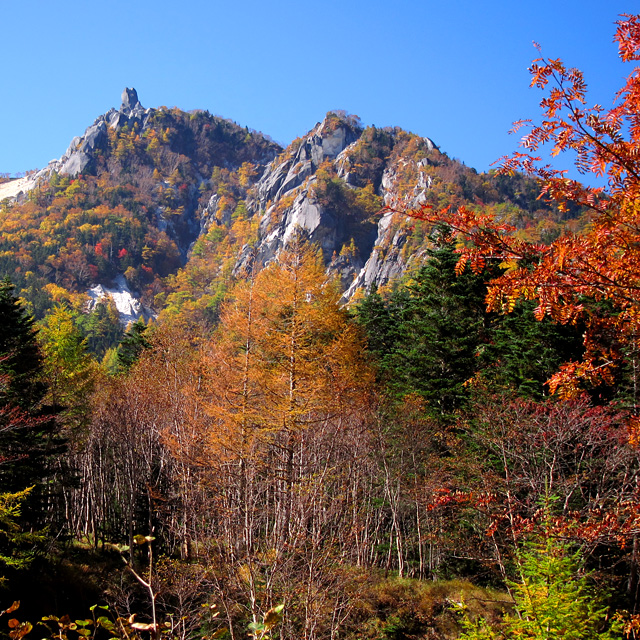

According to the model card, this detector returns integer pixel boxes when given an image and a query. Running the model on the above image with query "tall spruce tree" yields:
[0,279,46,410]
[356,235,584,409]
[393,241,489,416]
[0,279,63,513]
[483,301,584,399]
[116,319,151,372]
[353,284,407,380]
[357,234,492,420]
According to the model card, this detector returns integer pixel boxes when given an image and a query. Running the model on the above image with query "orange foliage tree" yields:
[398,14,640,405]
[166,239,377,636]
[197,238,375,544]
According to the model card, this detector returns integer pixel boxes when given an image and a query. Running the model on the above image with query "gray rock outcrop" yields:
[121,87,141,112]
[255,114,362,208]
[236,112,439,299]
[24,88,154,181]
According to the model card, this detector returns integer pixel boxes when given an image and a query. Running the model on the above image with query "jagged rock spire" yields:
[121,87,141,113]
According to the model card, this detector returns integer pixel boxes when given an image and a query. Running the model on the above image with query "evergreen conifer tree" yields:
[356,235,584,407]
[483,301,584,399]
[0,279,64,515]
[0,278,46,409]
[362,233,491,420]
[353,284,406,380]
[116,319,151,372]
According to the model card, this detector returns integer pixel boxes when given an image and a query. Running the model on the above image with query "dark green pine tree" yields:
[75,300,124,359]
[356,238,585,410]
[355,230,496,422]
[116,319,151,372]
[353,284,408,381]
[483,301,584,399]
[0,279,64,504]
[0,279,47,411]
[390,240,492,419]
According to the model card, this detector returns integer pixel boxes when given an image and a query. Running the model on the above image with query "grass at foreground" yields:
[351,576,512,640]
[1,544,513,640]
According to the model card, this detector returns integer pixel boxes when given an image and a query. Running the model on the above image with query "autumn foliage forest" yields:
[3,14,640,640]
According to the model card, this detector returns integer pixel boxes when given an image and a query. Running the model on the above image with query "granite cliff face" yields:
[243,114,365,265]
[228,112,440,297]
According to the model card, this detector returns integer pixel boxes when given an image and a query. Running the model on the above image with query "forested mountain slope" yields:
[0,88,572,328]
[0,20,639,636]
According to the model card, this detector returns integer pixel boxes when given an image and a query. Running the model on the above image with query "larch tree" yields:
[192,238,377,637]
[200,239,374,536]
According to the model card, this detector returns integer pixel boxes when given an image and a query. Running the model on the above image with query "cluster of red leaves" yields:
[395,14,640,399]
[427,488,497,511]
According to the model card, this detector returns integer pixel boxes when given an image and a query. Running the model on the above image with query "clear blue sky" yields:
[1,1,637,177]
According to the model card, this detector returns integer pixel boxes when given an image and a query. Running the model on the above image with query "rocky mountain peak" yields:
[6,89,155,184]
[106,87,150,130]
[121,87,141,113]
[310,111,362,163]
[253,112,362,211]
[233,118,448,297]
[234,114,377,282]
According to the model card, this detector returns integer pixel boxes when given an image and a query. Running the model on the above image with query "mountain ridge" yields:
[0,88,566,328]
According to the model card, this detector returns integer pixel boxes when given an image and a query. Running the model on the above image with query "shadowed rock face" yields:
[249,117,363,264]
[230,116,360,280]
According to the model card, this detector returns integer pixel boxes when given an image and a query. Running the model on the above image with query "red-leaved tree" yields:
[397,14,640,410]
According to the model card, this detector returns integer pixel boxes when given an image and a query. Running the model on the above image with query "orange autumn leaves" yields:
[131,240,373,478]
[197,241,373,461]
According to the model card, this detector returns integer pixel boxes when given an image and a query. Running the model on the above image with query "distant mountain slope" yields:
[0,89,280,321]
[0,89,571,325]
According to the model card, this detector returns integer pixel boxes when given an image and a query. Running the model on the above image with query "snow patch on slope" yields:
[0,176,39,201]
[86,275,154,326]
